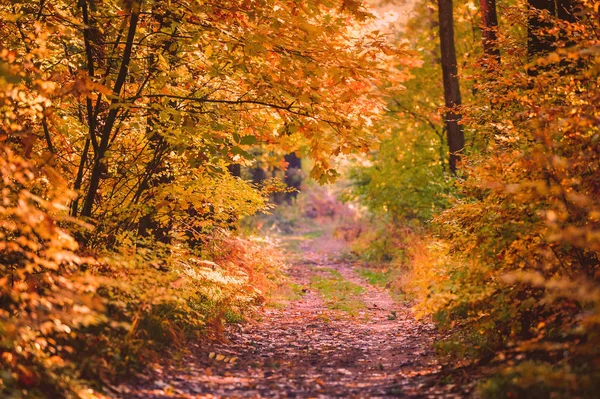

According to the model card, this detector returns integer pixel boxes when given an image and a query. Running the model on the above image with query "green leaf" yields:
[240,135,256,145]
[231,146,251,159]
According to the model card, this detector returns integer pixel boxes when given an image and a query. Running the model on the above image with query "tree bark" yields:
[79,0,99,154]
[480,0,501,67]
[437,0,464,174]
[70,138,90,216]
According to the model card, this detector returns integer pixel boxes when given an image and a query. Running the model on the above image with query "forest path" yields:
[124,225,472,398]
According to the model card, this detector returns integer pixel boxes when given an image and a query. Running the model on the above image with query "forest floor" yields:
[122,216,479,398]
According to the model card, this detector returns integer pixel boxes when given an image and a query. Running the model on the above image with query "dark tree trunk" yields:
[81,1,142,217]
[284,152,302,203]
[71,0,99,217]
[251,167,267,184]
[480,0,501,67]
[437,0,464,174]
[228,163,241,177]
[70,138,90,216]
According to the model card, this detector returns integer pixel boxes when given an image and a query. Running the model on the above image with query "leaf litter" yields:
[123,230,479,398]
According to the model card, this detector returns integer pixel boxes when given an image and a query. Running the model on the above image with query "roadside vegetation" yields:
[346,1,600,397]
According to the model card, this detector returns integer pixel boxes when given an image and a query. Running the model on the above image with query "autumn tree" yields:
[0,1,414,396]
[1,0,410,243]
[437,0,464,174]
[351,0,600,394]
[348,0,481,221]
[403,0,600,394]
[480,0,500,67]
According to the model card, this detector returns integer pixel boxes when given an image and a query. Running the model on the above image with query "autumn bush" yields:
[419,37,600,393]
[0,182,284,399]
[0,147,283,397]
[0,131,281,397]
[0,148,99,398]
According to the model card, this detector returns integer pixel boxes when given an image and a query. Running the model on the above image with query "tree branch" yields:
[42,117,55,153]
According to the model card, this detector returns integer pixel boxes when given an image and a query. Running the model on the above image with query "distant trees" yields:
[2,0,407,236]
[283,153,303,204]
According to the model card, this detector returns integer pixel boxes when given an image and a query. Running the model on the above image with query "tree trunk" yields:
[437,0,464,174]
[480,0,501,67]
[251,167,267,184]
[71,0,99,217]
[228,163,241,177]
[284,152,302,204]
[80,1,142,217]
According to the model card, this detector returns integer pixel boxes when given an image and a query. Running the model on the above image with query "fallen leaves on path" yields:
[123,232,477,398]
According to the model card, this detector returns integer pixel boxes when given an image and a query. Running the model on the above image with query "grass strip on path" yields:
[310,268,366,315]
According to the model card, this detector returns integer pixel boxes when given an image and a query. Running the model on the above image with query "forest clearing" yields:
[1,0,599,398]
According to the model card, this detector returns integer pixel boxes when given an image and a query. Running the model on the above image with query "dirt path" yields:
[123,232,475,398]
